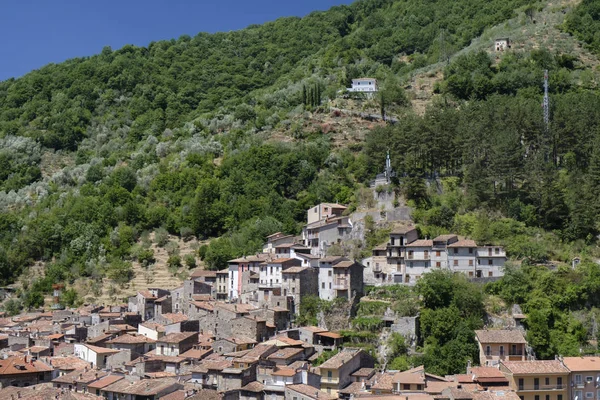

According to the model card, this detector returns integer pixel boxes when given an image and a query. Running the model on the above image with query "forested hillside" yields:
[1,0,600,313]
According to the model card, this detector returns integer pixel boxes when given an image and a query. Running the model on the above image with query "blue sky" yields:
[0,0,354,81]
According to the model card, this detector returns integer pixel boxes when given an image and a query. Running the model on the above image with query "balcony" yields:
[517,385,565,392]
[332,279,349,290]
[307,232,319,240]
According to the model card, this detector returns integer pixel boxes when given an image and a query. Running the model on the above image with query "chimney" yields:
[466,359,472,374]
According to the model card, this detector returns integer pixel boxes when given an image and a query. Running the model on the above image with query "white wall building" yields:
[348,78,378,93]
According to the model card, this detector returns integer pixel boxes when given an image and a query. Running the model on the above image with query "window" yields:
[557,396,562,400]
[586,393,594,399]
[408,262,413,268]
[575,391,583,400]
[518,379,524,391]
[488,259,493,265]
[403,384,410,390]
[499,346,504,356]
[557,377,563,389]
[587,376,594,383]
[495,248,500,254]
[469,248,473,254]
[424,250,429,259]
[534,378,539,390]
[546,396,550,400]
[486,346,491,356]
[329,283,331,289]
[322,283,325,289]
[453,260,458,266]
[328,271,332,277]
[436,262,441,268]
[534,396,539,400]
[453,248,458,254]
[469,260,473,266]
[468,272,473,277]
[436,251,441,257]
[576,375,583,385]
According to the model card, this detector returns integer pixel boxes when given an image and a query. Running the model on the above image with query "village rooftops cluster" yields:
[0,203,512,399]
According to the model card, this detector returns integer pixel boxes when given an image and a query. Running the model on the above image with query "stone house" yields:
[105,334,156,360]
[282,267,319,315]
[156,332,198,357]
[474,329,527,366]
[100,377,183,400]
[263,232,296,255]
[319,348,375,397]
[215,270,229,300]
[0,355,54,388]
[213,336,257,354]
[228,255,269,301]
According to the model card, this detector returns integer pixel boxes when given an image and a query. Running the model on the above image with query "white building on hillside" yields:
[348,78,378,93]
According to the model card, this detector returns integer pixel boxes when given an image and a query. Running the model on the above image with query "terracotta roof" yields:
[192,294,212,301]
[244,344,277,359]
[102,377,180,395]
[338,381,365,395]
[407,240,433,247]
[562,356,600,372]
[393,366,426,384]
[190,270,217,278]
[0,386,103,399]
[267,347,303,360]
[138,290,157,299]
[316,331,342,339]
[475,330,527,344]
[87,374,124,389]
[44,333,65,340]
[501,360,569,375]
[471,366,508,379]
[180,348,212,360]
[332,260,355,269]
[448,240,478,248]
[272,367,297,377]
[107,334,156,345]
[53,369,108,384]
[320,348,362,369]
[0,356,53,375]
[287,384,336,399]
[433,234,458,242]
[426,381,457,394]
[214,303,257,314]
[473,391,521,400]
[160,313,189,323]
[241,381,265,393]
[87,333,113,344]
[21,346,50,354]
[158,331,197,344]
[228,254,269,263]
[301,326,327,333]
[82,344,121,354]
[391,226,417,235]
[351,367,375,377]
[48,356,91,371]
[370,372,395,390]
[223,336,257,345]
